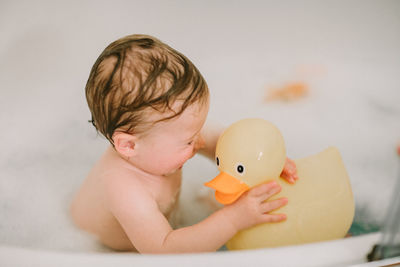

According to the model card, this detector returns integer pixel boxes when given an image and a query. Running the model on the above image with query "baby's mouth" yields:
[204,172,250,205]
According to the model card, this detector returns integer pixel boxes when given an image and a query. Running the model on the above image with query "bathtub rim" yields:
[2,232,399,267]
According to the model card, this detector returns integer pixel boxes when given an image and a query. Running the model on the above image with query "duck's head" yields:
[205,118,286,205]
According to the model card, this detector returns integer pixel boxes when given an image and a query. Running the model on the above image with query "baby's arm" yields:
[107,179,286,254]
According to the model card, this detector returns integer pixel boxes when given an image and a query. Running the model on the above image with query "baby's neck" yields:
[107,145,168,182]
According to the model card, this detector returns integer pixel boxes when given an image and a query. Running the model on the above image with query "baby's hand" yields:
[280,157,298,184]
[224,182,288,231]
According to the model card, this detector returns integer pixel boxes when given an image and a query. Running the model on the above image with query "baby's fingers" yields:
[281,158,299,183]
[262,213,287,223]
[249,182,281,197]
[260,198,288,214]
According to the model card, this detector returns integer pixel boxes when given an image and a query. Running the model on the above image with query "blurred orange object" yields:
[265,82,308,102]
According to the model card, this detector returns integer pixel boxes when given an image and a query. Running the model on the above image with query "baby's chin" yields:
[162,166,183,177]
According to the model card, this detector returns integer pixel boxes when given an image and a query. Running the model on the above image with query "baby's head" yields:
[86,34,209,142]
[85,34,209,175]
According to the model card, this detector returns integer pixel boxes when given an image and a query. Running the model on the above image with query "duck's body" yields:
[205,119,355,250]
[227,146,354,250]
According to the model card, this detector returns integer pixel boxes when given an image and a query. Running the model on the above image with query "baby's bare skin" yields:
[70,146,182,251]
[73,35,300,253]
[71,102,296,253]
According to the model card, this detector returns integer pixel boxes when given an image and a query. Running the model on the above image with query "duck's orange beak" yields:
[204,172,250,205]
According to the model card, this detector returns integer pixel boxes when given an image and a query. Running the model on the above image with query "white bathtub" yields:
[1,1,399,266]
[2,233,399,267]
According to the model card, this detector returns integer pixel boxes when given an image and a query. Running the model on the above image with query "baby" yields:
[70,34,298,254]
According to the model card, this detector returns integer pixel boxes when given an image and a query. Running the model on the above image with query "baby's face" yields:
[132,98,209,176]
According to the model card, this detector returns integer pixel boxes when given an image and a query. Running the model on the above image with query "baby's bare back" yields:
[70,146,182,251]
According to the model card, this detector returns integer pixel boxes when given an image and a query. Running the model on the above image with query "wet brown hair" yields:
[85,34,209,144]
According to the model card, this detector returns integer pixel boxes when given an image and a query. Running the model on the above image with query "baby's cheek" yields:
[184,147,196,161]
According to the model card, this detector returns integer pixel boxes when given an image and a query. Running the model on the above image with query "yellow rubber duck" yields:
[205,118,355,250]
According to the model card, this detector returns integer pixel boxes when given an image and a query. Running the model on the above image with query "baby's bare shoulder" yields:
[98,149,145,193]
[102,166,144,193]
[102,167,156,210]
[94,147,159,211]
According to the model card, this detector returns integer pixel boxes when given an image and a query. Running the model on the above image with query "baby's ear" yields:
[112,132,137,158]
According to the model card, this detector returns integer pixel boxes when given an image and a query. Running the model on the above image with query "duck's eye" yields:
[236,164,245,175]
[216,157,220,166]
